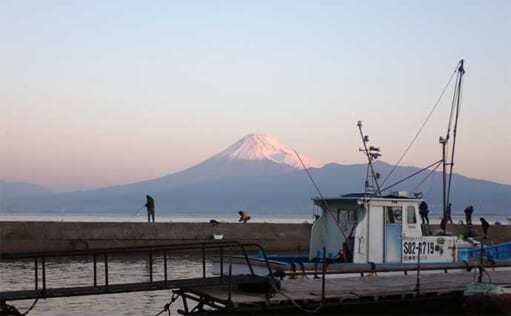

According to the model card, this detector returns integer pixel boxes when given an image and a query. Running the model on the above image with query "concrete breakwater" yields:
[0,221,509,254]
[0,221,311,254]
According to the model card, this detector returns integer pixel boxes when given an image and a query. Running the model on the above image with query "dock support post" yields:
[202,244,206,279]
[104,254,109,289]
[93,255,97,287]
[478,241,484,283]
[182,295,189,314]
[219,247,224,279]
[164,252,168,284]
[34,258,38,290]
[322,247,326,302]
[41,256,46,297]
[228,262,232,304]
[416,245,421,295]
[149,251,153,282]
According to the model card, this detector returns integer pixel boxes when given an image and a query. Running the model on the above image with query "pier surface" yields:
[1,221,510,254]
[180,269,511,314]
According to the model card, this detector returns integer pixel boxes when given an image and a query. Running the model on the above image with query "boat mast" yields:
[440,59,465,225]
[357,121,382,195]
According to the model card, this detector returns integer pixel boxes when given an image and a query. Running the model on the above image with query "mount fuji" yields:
[216,134,320,169]
[2,134,510,215]
[134,133,320,186]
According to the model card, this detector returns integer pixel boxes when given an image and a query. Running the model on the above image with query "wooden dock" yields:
[2,241,511,315]
[176,269,511,315]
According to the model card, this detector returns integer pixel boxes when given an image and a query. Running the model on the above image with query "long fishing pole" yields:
[134,206,145,217]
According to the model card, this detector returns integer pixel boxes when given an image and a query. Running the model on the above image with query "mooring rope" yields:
[269,279,323,314]
[20,298,39,316]
[153,292,179,316]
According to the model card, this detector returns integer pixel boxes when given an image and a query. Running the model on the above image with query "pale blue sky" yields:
[0,1,509,190]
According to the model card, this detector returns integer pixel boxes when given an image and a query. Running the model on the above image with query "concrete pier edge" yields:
[1,221,509,254]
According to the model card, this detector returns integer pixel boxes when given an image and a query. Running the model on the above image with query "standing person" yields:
[446,203,453,224]
[419,201,430,225]
[440,216,448,233]
[480,217,490,239]
[145,195,155,223]
[464,206,474,225]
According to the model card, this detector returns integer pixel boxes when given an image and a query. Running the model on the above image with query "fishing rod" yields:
[134,206,145,217]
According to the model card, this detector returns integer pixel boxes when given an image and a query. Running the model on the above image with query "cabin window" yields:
[347,210,357,222]
[385,207,402,224]
[406,206,417,224]
[336,209,358,224]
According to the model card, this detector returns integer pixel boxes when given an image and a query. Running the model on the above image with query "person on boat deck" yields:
[419,201,430,225]
[480,217,490,239]
[238,210,251,223]
[335,238,354,262]
[446,203,453,224]
[464,206,474,226]
[145,195,155,223]
[440,216,448,233]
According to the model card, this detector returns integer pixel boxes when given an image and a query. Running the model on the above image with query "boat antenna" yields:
[441,59,465,228]
[357,121,382,195]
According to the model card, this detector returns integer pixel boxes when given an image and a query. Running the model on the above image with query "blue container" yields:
[457,242,511,261]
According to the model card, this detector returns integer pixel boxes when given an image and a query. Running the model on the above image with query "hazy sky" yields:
[0,1,510,191]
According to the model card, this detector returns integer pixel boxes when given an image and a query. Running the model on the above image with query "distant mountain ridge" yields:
[1,134,510,215]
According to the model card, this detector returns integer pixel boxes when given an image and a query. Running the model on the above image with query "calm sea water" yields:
[0,212,509,225]
[1,255,207,316]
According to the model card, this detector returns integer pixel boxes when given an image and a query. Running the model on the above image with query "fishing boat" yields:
[215,60,509,276]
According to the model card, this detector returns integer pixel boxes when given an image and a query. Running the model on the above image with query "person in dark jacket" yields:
[440,216,448,233]
[480,217,490,239]
[145,195,155,223]
[446,203,453,224]
[464,206,474,225]
[419,201,430,225]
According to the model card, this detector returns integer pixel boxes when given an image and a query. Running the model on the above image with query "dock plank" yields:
[189,270,511,306]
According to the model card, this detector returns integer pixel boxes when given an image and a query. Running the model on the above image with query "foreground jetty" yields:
[177,269,511,315]
[1,221,510,254]
[2,241,510,315]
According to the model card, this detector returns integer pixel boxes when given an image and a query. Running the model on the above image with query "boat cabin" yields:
[310,192,457,264]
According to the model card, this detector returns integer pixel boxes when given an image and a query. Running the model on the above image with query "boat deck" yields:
[178,269,511,314]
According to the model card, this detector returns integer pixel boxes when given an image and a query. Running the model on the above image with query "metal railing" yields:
[0,241,276,301]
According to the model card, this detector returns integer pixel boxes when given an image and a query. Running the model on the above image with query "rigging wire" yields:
[293,150,347,240]
[381,65,459,186]
[381,159,443,192]
[412,161,442,192]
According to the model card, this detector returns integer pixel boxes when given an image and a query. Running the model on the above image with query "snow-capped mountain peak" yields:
[215,134,321,169]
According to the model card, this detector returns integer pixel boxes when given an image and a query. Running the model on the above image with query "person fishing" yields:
[145,195,155,223]
[480,217,490,239]
[419,201,430,225]
[464,205,474,225]
[238,210,251,223]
